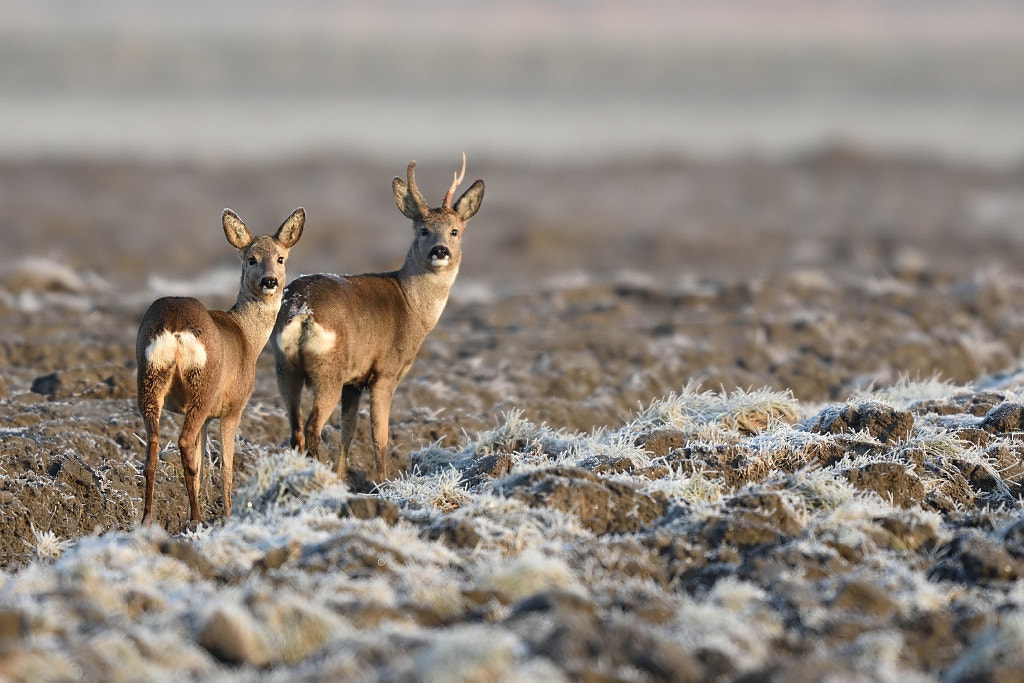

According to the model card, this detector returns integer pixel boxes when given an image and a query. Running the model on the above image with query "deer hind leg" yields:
[276,356,306,451]
[304,382,343,465]
[368,379,398,483]
[138,368,173,525]
[177,406,208,523]
[336,384,364,480]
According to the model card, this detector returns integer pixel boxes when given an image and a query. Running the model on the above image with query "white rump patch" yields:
[176,332,208,370]
[276,317,305,363]
[145,331,178,369]
[145,331,207,371]
[303,320,337,357]
[277,312,336,362]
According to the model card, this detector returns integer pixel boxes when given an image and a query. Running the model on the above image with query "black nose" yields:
[260,277,278,289]
[429,246,451,260]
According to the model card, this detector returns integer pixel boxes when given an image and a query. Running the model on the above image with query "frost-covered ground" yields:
[3,154,1024,679]
[5,378,1024,680]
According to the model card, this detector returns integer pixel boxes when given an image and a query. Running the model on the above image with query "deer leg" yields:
[138,369,172,525]
[219,412,241,518]
[276,357,306,451]
[368,379,398,483]
[336,384,363,480]
[198,420,211,513]
[178,407,208,523]
[304,384,343,465]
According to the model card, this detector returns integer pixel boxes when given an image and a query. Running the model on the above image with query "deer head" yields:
[222,208,305,305]
[392,154,485,274]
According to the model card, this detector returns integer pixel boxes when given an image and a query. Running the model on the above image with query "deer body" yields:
[137,208,304,525]
[273,157,484,482]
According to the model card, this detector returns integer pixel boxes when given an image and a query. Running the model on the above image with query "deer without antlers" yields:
[136,208,304,525]
[273,155,484,482]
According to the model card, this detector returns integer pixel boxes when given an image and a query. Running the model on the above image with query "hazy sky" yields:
[3,0,1024,163]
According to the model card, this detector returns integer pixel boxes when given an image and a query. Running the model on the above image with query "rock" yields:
[197,605,273,667]
[338,495,400,524]
[807,402,915,444]
[843,462,924,508]
[30,373,60,397]
[494,465,664,534]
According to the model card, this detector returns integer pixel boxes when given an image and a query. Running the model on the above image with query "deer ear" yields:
[222,209,254,250]
[454,180,485,221]
[275,207,305,248]
[393,177,422,220]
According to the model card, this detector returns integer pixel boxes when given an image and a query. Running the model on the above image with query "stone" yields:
[197,605,273,667]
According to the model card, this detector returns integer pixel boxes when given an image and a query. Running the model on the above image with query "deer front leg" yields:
[219,412,241,518]
[336,384,363,480]
[368,379,398,483]
[197,421,211,514]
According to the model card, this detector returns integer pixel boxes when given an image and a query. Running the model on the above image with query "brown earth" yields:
[2,152,1024,679]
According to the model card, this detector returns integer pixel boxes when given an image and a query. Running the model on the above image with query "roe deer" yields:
[137,208,304,525]
[273,155,484,482]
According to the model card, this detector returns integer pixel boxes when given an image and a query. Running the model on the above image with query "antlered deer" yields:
[273,155,484,482]
[137,208,304,525]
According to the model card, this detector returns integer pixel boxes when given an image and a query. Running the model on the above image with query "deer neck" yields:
[227,291,281,358]
[396,251,458,331]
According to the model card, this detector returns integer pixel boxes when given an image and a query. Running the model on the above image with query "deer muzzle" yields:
[260,277,279,295]
[429,246,452,268]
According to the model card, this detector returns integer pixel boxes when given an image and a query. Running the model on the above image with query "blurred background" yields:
[2,0,1024,290]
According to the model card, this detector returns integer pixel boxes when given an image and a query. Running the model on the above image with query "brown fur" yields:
[272,157,484,482]
[136,208,304,525]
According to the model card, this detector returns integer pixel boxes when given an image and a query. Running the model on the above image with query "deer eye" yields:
[277,256,285,264]
[450,228,460,237]
[248,257,257,265]
[419,228,430,237]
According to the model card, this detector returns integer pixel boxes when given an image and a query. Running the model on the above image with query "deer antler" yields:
[406,161,430,216]
[443,153,467,209]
